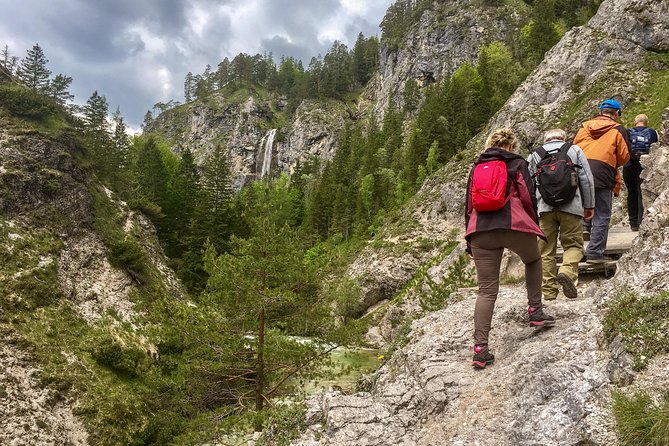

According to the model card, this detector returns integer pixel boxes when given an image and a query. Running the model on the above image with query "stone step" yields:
[555,227,637,262]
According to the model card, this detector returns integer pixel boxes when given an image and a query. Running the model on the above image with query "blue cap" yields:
[599,99,622,113]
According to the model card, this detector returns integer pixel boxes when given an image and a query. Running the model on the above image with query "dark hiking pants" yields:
[623,161,644,228]
[470,229,542,345]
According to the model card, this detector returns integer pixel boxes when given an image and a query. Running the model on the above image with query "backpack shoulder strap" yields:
[558,142,582,168]
[534,146,547,158]
[558,142,572,154]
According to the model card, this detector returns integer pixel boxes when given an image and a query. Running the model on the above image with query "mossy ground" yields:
[621,52,669,129]
[603,290,669,371]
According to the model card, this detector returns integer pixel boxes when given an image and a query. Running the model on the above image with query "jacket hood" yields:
[581,115,620,140]
[477,147,525,163]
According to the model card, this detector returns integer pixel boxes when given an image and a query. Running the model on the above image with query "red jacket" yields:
[465,148,545,249]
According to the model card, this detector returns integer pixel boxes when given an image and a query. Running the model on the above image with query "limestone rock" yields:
[368,1,526,121]
[149,94,347,190]
[294,288,617,446]
[0,332,88,446]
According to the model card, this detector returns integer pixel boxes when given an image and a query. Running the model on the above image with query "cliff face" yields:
[148,93,348,190]
[0,117,182,444]
[293,0,669,443]
[367,0,526,119]
[149,3,527,193]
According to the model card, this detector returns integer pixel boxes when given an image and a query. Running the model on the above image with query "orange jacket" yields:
[574,115,630,191]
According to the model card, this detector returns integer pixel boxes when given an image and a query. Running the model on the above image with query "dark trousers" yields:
[623,161,644,227]
[584,188,613,259]
[470,229,542,345]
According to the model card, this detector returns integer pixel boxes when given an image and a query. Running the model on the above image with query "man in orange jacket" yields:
[573,99,630,263]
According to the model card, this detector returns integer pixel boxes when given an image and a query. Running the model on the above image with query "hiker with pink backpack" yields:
[465,127,555,369]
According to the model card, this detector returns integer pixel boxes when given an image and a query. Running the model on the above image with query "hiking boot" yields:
[557,272,578,299]
[472,344,495,369]
[631,225,639,232]
[586,255,614,264]
[528,306,556,328]
[583,230,590,241]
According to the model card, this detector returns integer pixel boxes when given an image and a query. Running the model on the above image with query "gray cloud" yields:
[0,0,392,128]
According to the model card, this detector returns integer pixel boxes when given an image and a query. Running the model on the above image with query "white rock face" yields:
[0,334,88,446]
[0,117,184,444]
[369,1,525,120]
[485,0,669,144]
[277,100,347,173]
[295,287,617,446]
[150,95,347,190]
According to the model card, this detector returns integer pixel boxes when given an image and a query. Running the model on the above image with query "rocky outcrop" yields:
[295,285,618,446]
[0,115,183,443]
[368,1,526,119]
[0,127,183,323]
[149,94,347,190]
[484,0,669,145]
[0,331,88,446]
[278,100,348,174]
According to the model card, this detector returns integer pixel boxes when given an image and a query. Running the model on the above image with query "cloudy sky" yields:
[0,0,393,129]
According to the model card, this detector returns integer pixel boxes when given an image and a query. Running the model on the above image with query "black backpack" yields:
[532,143,581,207]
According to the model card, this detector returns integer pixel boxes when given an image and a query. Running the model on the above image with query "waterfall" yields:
[260,129,277,179]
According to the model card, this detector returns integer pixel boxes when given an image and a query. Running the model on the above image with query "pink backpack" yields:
[471,160,509,212]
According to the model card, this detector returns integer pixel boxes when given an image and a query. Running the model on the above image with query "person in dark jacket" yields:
[623,113,658,231]
[465,128,555,369]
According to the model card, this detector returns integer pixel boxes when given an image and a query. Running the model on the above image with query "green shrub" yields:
[127,198,163,219]
[419,253,475,312]
[256,405,307,446]
[613,391,669,446]
[109,238,149,284]
[90,334,147,377]
[603,291,669,370]
[0,84,58,120]
[6,264,63,310]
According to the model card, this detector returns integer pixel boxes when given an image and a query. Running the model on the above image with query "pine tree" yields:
[16,43,51,92]
[194,143,234,253]
[49,73,74,105]
[82,91,116,182]
[1,45,19,74]
[402,79,420,115]
[216,58,231,89]
[83,91,110,134]
[203,196,334,421]
[521,0,561,66]
[201,144,233,213]
[111,108,130,169]
[426,140,439,175]
[141,110,154,130]
[133,136,168,205]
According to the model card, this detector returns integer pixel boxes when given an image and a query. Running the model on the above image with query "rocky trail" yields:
[296,276,618,446]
